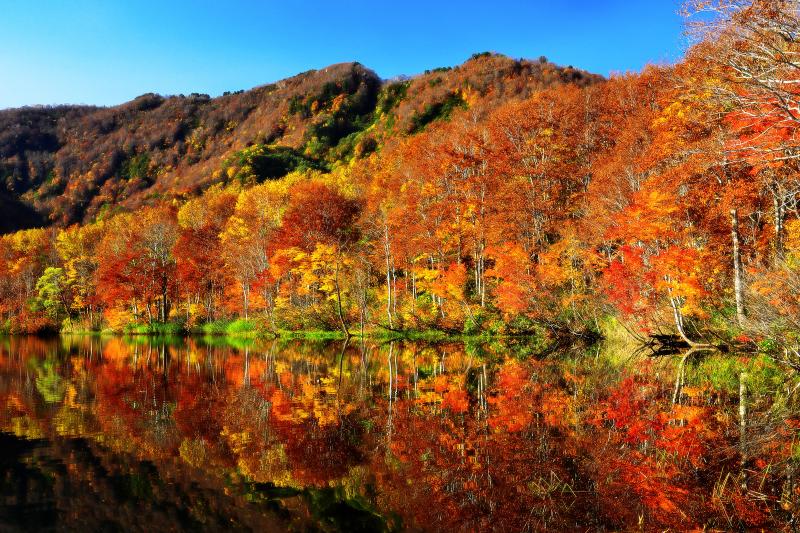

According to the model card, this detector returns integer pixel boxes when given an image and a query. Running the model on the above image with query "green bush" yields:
[691,354,784,397]
[376,82,409,115]
[194,318,264,337]
[409,92,468,134]
[225,144,325,184]
[226,318,257,334]
[124,321,185,336]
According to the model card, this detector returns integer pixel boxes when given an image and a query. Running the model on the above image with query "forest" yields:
[0,0,798,357]
[5,1,800,530]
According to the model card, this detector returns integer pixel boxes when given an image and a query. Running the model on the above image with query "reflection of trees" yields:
[0,431,342,531]
[0,336,796,530]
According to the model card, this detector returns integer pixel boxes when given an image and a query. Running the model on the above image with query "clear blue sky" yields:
[0,0,687,109]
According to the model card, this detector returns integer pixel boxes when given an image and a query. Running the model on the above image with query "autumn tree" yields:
[35,267,71,324]
[96,207,178,325]
[686,0,800,260]
[273,179,361,333]
[55,221,106,328]
[175,185,237,323]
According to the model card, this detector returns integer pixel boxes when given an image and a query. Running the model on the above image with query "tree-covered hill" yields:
[0,54,599,230]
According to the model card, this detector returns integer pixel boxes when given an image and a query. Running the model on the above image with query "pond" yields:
[0,335,795,531]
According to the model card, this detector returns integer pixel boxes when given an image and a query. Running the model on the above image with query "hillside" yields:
[0,54,600,230]
[6,2,800,530]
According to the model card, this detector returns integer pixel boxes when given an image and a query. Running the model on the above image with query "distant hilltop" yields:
[0,53,600,232]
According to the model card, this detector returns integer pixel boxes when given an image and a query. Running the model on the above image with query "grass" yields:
[366,329,461,342]
[55,316,557,346]
[597,315,640,354]
[125,322,186,336]
[689,352,786,397]
[192,318,262,338]
[276,329,349,340]
[61,329,116,337]
[274,327,529,343]
[227,318,258,334]
[60,320,113,336]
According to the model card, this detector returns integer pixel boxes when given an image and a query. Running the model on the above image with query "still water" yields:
[0,335,795,531]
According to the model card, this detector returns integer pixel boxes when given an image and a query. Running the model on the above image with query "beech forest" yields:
[0,0,797,356]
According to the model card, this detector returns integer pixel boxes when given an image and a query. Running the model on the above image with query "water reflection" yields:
[0,335,795,531]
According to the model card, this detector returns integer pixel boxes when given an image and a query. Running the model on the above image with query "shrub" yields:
[408,92,467,134]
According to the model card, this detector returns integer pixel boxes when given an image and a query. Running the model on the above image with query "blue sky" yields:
[0,1,687,109]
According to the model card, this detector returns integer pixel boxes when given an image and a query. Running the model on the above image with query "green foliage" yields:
[35,267,68,321]
[197,319,231,335]
[462,309,508,338]
[195,318,264,337]
[376,82,409,115]
[428,77,444,88]
[33,359,66,404]
[305,107,374,160]
[408,92,467,134]
[225,145,325,183]
[470,51,494,60]
[704,305,743,343]
[121,153,151,182]
[289,81,351,117]
[236,476,389,532]
[276,329,348,340]
[327,131,378,162]
[303,78,381,161]
[287,72,381,163]
[288,95,308,117]
[303,485,388,532]
[423,67,452,75]
[758,337,779,354]
[503,314,544,336]
[93,201,121,222]
[690,354,785,397]
[371,329,451,342]
[125,321,186,336]
[226,318,257,334]
[60,317,103,334]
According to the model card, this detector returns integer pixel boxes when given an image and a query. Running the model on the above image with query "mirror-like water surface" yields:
[0,336,796,531]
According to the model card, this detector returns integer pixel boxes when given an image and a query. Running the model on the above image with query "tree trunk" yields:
[263,285,275,330]
[479,251,486,307]
[333,257,350,337]
[731,209,746,326]
[739,372,748,465]
[161,281,169,323]
[666,281,709,348]
[60,291,72,329]
[411,268,417,310]
[206,287,214,321]
[384,224,394,328]
[772,184,785,263]
[242,283,249,320]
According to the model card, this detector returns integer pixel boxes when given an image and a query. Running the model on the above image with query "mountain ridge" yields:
[0,53,601,232]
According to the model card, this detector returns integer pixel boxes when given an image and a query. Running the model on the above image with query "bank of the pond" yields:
[56,317,573,345]
[46,315,773,358]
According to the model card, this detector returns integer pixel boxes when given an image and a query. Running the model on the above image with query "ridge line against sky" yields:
[0,0,687,109]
